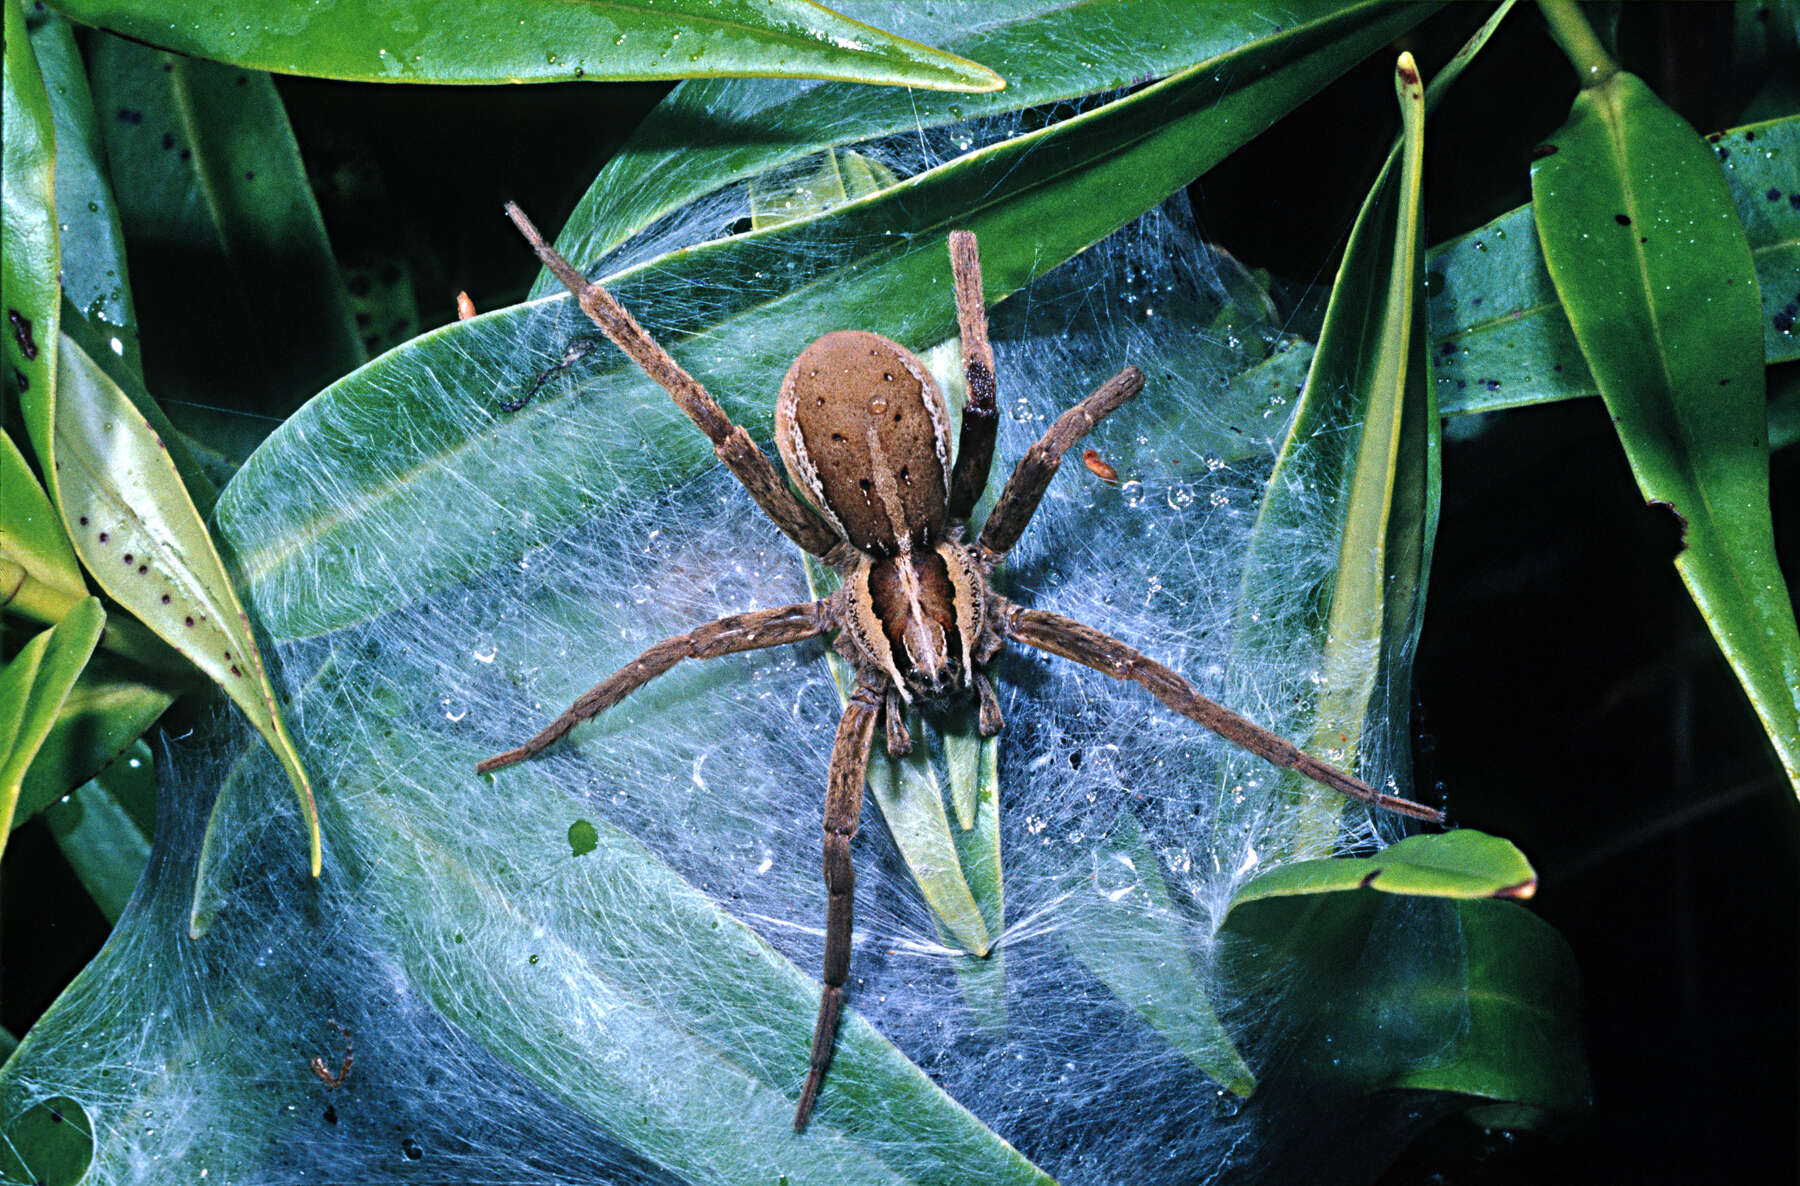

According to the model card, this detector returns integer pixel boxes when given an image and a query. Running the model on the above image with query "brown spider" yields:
[479,204,1446,1132]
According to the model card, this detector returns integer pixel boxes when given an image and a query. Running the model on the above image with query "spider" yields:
[479,204,1446,1132]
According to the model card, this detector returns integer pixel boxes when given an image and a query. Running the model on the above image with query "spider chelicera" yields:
[479,205,1446,1132]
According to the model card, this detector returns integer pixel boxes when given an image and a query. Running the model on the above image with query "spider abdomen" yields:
[776,330,953,556]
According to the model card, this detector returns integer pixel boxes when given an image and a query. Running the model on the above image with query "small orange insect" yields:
[1081,448,1119,483]
[456,291,477,321]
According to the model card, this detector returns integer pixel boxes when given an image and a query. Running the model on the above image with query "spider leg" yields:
[504,204,846,563]
[881,685,912,757]
[998,603,1445,822]
[476,600,834,774]
[796,677,884,1132]
[975,366,1144,561]
[945,231,998,526]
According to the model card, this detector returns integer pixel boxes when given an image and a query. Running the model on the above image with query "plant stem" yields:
[1537,0,1619,87]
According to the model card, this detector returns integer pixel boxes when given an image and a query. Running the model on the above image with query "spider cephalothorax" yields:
[480,205,1445,1132]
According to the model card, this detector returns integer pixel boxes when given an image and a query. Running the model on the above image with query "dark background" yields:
[5,5,1795,1183]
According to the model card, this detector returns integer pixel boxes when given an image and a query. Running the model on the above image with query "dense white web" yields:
[2,88,1470,1185]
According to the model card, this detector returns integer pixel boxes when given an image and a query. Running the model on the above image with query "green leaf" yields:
[1225,830,1539,909]
[1532,70,1800,793]
[89,35,365,474]
[3,0,60,462]
[29,5,140,375]
[1218,840,1584,1123]
[549,0,1421,284]
[1226,49,1440,856]
[1,425,85,609]
[1061,812,1254,1095]
[47,0,1004,92]
[221,1,1438,640]
[16,656,175,831]
[49,334,321,873]
[0,1095,94,1186]
[0,596,105,846]
[1431,113,1800,417]
[44,740,156,921]
[1388,900,1590,1117]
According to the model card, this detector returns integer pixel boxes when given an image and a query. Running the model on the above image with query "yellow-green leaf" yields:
[48,334,321,873]
[0,596,104,850]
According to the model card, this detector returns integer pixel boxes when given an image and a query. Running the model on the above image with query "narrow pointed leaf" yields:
[90,36,364,472]
[550,0,1432,282]
[47,0,1003,92]
[44,740,156,921]
[1227,51,1438,857]
[1431,113,1800,417]
[30,6,139,374]
[49,334,321,873]
[3,0,59,462]
[16,658,174,828]
[1532,71,1800,791]
[2,427,85,606]
[0,597,105,846]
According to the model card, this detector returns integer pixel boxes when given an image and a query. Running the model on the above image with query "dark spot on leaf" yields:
[1482,379,1501,391]
[162,61,173,72]
[230,665,242,676]
[179,149,191,162]
[78,516,88,526]
[243,171,255,182]
[1745,130,1757,141]
[137,565,147,574]
[122,553,133,564]
[1640,236,1649,244]
[1768,188,1782,201]
[98,532,108,543]
[1790,194,1800,211]
[1774,309,1795,334]
[1716,145,1730,161]
[235,74,248,86]
[9,309,38,359]
[115,107,143,124]
[1068,749,1083,770]
[401,1138,423,1160]
[11,368,25,393]
[161,594,171,604]
[161,132,175,151]
[355,312,372,327]
[1397,62,1419,86]
[1615,213,1631,226]
[1647,499,1689,556]
[1359,869,1383,889]
[1530,143,1557,160]
[323,1105,337,1125]
[184,616,194,627]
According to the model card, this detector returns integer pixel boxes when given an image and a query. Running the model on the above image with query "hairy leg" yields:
[504,203,846,563]
[945,230,998,526]
[976,366,1144,560]
[999,603,1445,822]
[476,600,834,774]
[795,677,884,1131]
